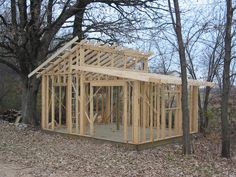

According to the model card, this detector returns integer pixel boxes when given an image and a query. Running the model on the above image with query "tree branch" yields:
[0,58,21,76]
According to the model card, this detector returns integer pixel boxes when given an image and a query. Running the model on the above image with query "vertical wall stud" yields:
[123,83,128,142]
[161,85,165,139]
[132,81,140,144]
[90,85,94,136]
[51,75,55,130]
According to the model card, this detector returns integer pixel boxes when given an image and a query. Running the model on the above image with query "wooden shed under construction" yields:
[28,37,213,146]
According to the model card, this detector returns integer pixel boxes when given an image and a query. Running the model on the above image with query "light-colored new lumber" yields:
[72,65,214,87]
[168,110,172,137]
[132,81,140,144]
[67,74,72,133]
[189,86,193,132]
[161,85,165,139]
[45,75,49,129]
[90,85,94,136]
[105,87,111,123]
[80,48,86,135]
[123,83,128,142]
[150,83,153,142]
[75,74,79,134]
[192,86,198,132]
[51,76,55,130]
[142,83,147,142]
[41,76,46,129]
[178,86,183,135]
[156,84,160,140]
[90,80,126,87]
[81,43,152,59]
[72,65,155,83]
[59,84,62,127]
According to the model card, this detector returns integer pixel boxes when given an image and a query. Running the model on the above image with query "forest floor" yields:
[0,120,235,177]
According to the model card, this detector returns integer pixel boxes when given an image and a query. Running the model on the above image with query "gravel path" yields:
[0,120,235,177]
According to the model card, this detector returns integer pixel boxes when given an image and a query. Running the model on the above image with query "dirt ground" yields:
[0,120,235,177]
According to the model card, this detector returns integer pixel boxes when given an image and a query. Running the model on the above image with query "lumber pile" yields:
[0,109,21,123]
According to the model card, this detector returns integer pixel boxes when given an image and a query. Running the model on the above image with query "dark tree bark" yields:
[73,0,87,40]
[221,0,233,158]
[21,76,41,125]
[168,0,191,154]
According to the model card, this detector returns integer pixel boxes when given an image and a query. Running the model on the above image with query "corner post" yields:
[41,75,46,129]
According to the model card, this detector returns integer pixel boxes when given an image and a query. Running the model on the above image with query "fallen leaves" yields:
[0,120,235,177]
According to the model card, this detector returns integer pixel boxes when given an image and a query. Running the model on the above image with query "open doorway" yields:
[88,82,132,142]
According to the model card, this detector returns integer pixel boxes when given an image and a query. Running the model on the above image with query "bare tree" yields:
[221,0,234,158]
[186,22,224,133]
[168,0,191,154]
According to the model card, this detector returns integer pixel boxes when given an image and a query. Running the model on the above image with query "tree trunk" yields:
[199,86,211,133]
[73,1,86,40]
[203,86,211,129]
[221,0,233,158]
[172,0,191,154]
[21,76,41,125]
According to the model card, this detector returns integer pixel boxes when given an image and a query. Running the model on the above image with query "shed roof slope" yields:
[28,37,152,78]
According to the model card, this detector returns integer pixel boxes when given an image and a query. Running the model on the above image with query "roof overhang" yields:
[72,65,214,87]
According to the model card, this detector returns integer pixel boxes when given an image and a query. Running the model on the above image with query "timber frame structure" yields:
[29,37,214,145]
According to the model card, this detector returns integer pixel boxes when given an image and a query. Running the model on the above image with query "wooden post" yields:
[75,74,79,134]
[45,75,49,129]
[111,86,113,123]
[105,87,111,123]
[132,81,140,144]
[192,86,198,132]
[174,109,178,136]
[67,74,72,133]
[123,83,128,142]
[51,76,55,130]
[102,93,105,122]
[80,47,86,135]
[90,85,94,136]
[80,74,85,135]
[156,84,160,139]
[96,93,99,117]
[146,84,150,128]
[161,85,165,139]
[128,84,131,126]
[154,85,157,128]
[150,83,153,142]
[189,86,193,132]
[168,110,172,137]
[178,85,183,135]
[59,85,62,128]
[41,75,46,129]
[116,87,120,130]
[142,83,147,142]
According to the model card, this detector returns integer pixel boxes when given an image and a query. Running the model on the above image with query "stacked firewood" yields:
[0,109,21,123]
